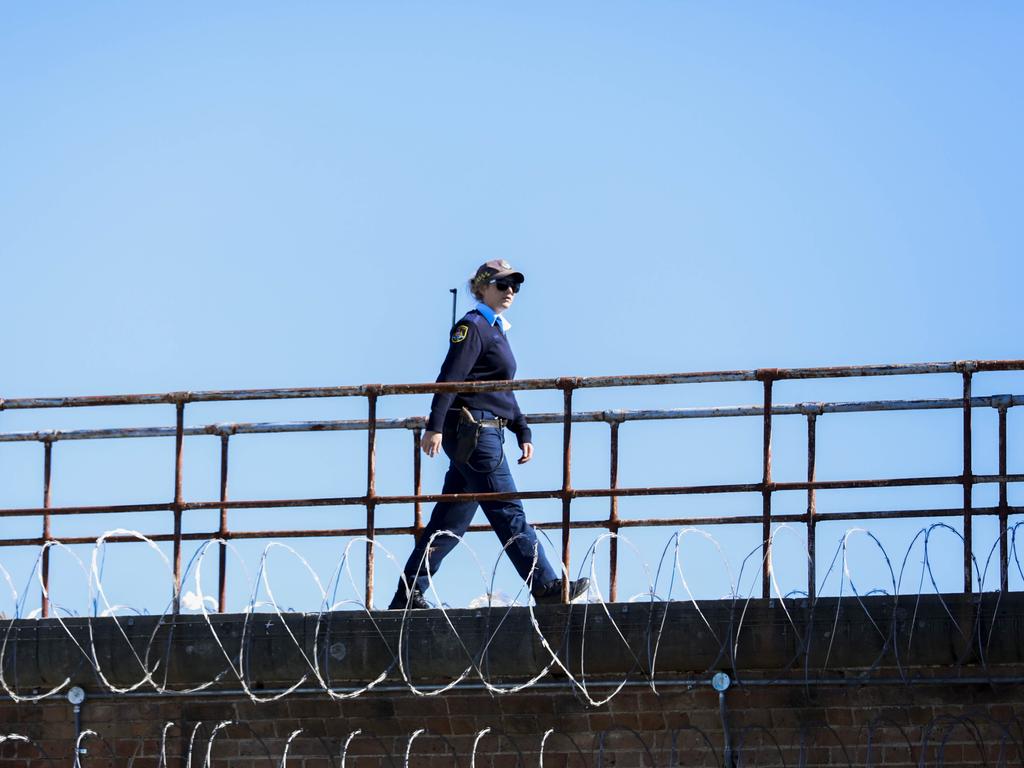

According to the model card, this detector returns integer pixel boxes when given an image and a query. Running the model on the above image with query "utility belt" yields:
[452,407,506,464]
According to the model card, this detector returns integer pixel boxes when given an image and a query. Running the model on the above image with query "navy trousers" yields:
[401,409,559,596]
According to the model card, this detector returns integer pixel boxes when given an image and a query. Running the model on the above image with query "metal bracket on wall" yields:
[67,686,86,766]
[712,672,734,767]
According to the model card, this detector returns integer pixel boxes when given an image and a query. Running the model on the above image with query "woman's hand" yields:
[421,431,442,457]
[517,442,534,464]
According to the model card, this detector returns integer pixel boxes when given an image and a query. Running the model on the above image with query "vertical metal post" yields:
[218,434,230,614]
[718,689,733,768]
[41,440,53,619]
[608,420,620,603]
[561,383,574,603]
[413,427,423,537]
[962,369,974,594]
[173,401,185,614]
[998,404,1009,592]
[365,391,378,609]
[806,413,817,601]
[758,372,775,599]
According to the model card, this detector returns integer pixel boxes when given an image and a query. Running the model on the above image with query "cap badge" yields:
[499,260,511,270]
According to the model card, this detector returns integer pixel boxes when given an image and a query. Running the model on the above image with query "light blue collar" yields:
[475,302,511,332]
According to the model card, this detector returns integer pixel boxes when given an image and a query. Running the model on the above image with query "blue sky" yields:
[1,4,1022,615]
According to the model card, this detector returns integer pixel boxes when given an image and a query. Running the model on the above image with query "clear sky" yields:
[1,4,1021,616]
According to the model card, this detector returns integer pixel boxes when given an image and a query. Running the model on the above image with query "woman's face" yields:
[480,280,517,314]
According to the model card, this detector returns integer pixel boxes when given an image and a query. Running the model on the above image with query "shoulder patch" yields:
[451,324,470,344]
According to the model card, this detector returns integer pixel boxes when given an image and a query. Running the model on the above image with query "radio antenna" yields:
[449,288,457,327]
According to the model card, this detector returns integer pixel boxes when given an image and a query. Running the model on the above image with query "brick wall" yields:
[3,594,1024,766]
[3,679,1023,767]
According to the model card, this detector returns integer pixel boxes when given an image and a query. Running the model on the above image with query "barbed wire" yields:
[1,523,1022,705]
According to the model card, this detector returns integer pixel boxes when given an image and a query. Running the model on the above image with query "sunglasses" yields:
[490,279,522,294]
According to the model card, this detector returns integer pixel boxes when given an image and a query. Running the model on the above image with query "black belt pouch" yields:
[453,407,481,464]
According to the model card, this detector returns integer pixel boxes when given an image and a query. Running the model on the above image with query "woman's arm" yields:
[425,321,483,433]
[507,395,532,447]
[508,393,533,464]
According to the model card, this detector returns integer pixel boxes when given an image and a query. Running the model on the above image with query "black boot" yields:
[533,577,590,605]
[388,583,431,610]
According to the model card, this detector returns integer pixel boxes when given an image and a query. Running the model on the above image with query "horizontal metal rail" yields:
[3,475,1023,520]
[0,359,1021,613]
[2,359,1021,410]
[2,507,1023,550]
[0,393,1019,444]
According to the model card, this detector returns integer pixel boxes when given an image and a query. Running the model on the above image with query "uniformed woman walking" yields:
[388,260,590,609]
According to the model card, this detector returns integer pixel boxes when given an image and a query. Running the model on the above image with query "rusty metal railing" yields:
[1,359,1022,613]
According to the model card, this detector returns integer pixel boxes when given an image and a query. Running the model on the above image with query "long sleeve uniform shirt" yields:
[426,305,532,445]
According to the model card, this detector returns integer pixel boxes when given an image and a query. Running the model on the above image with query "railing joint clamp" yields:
[602,409,626,425]
[955,360,979,375]
[556,376,580,391]
[798,402,825,417]
[40,430,59,445]
[755,368,779,382]
[991,394,1012,411]
[363,384,381,397]
[169,391,192,405]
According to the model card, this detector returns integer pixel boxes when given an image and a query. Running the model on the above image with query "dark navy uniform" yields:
[426,308,531,443]
[392,305,559,604]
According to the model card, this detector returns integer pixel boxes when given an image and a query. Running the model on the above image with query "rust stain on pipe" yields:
[4,505,1023,550]
[173,402,185,614]
[41,441,53,618]
[758,373,775,599]
[962,369,974,593]
[560,384,574,603]
[999,404,1009,592]
[365,391,378,609]
[413,427,423,537]
[609,420,621,603]
[5,360,1022,411]
[218,434,230,614]
[4,473,1023,522]
[806,413,817,602]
